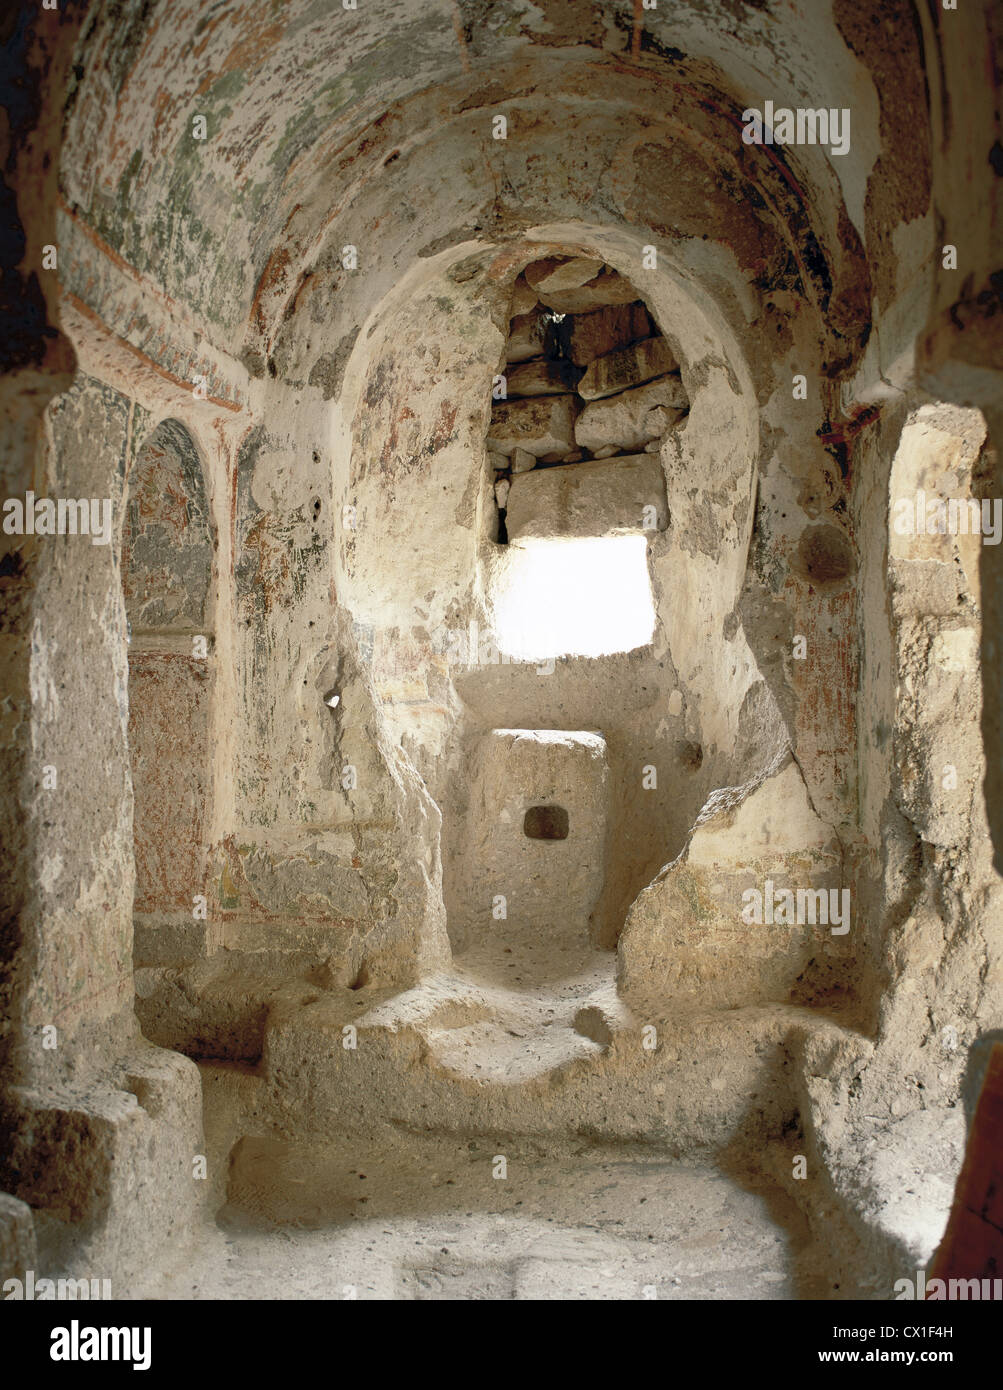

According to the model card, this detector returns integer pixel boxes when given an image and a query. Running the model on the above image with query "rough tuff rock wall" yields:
[1,355,208,1281]
[1,11,207,1285]
[618,759,852,1012]
[828,406,1001,1103]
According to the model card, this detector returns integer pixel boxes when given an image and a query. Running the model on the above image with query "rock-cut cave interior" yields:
[2,0,1002,1312]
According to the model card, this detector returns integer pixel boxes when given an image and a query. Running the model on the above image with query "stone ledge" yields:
[506,454,668,540]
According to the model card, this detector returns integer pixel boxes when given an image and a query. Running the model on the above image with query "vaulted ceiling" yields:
[57,0,939,387]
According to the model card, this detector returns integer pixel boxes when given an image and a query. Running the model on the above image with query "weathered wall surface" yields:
[123,417,216,963]
[619,760,851,1011]
[451,729,608,953]
[129,654,210,916]
[28,374,134,1049]
[122,419,213,632]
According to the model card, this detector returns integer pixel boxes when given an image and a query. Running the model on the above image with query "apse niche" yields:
[444,250,764,998]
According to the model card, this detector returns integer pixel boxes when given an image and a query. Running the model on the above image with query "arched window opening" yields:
[486,255,686,659]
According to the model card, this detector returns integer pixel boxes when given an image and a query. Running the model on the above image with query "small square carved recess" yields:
[523,805,569,840]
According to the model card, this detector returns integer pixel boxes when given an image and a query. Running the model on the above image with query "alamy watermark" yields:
[895,1268,1002,1300]
[892,491,1001,545]
[3,492,113,546]
[3,1269,112,1300]
[444,621,554,676]
[742,101,850,157]
[49,1319,151,1371]
[741,880,850,935]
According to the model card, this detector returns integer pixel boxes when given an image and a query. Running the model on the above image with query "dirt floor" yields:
[131,1132,836,1300]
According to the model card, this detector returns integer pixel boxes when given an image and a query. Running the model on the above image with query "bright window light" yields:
[491,535,656,661]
